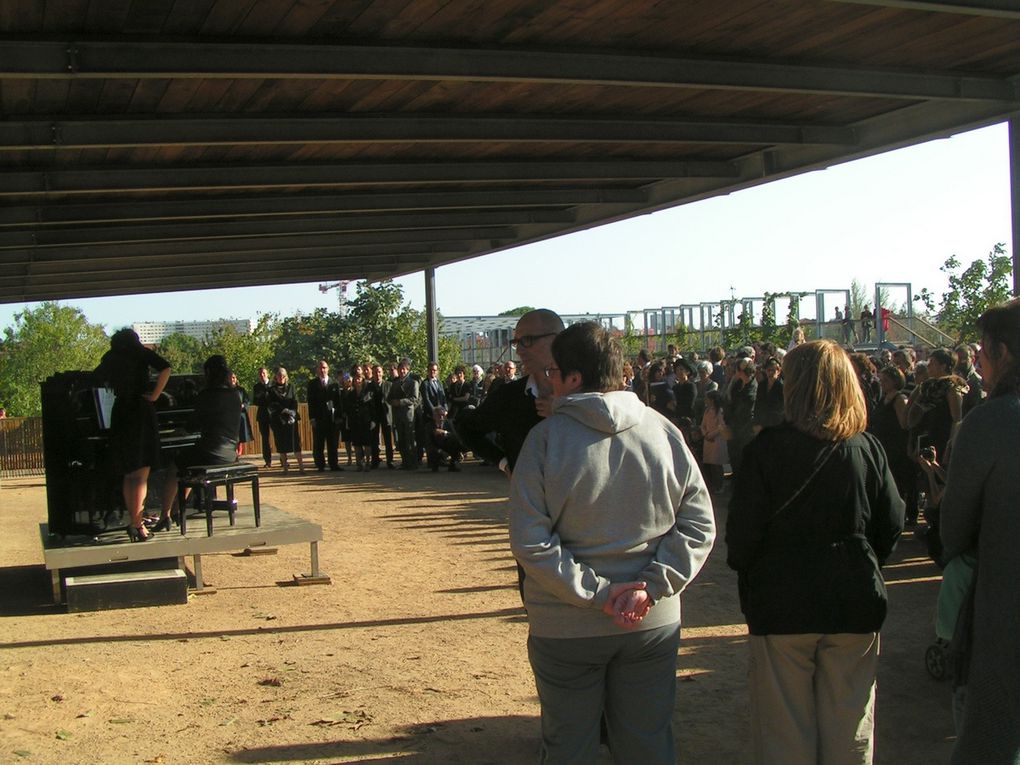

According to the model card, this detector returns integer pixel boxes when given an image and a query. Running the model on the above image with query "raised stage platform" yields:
[40,503,325,603]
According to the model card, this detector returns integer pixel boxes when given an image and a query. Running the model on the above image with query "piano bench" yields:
[177,463,261,537]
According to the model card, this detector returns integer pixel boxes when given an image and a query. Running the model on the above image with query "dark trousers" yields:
[311,419,339,470]
[393,411,418,467]
[372,423,394,466]
[258,421,272,467]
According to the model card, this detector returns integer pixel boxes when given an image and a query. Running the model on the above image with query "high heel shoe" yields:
[151,515,172,533]
[126,524,151,542]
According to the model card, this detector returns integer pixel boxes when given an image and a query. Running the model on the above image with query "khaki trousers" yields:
[749,632,879,765]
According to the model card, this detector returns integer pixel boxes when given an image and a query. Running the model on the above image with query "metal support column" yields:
[1010,117,1020,296]
[424,267,439,364]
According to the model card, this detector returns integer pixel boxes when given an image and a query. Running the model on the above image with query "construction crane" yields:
[318,280,350,318]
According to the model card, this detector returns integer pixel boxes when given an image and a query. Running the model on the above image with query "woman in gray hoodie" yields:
[510,322,716,764]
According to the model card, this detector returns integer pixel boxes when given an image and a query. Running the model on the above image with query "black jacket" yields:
[307,377,341,424]
[456,376,542,471]
[726,423,904,635]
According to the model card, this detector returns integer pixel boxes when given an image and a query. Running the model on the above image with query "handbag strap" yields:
[768,440,840,523]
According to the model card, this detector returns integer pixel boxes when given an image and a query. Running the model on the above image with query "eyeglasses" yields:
[510,332,556,350]
[543,366,560,378]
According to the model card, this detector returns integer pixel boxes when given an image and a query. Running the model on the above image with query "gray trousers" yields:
[527,623,680,765]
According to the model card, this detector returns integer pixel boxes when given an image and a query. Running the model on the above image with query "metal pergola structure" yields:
[0,1,1018,317]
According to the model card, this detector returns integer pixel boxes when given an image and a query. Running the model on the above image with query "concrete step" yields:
[65,568,188,612]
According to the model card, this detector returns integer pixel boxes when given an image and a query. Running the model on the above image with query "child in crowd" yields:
[699,389,728,493]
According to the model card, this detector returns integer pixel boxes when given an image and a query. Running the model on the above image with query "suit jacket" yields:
[307,376,341,424]
[421,376,447,419]
[387,373,420,422]
[456,375,542,470]
[252,381,272,424]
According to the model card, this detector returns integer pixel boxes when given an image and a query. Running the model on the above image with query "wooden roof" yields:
[1,0,1019,303]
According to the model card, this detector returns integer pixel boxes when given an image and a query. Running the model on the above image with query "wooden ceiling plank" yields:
[84,0,133,34]
[123,0,177,34]
[274,0,336,35]
[160,0,219,34]
[198,0,260,33]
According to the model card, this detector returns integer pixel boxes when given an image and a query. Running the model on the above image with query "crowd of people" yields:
[93,300,1019,763]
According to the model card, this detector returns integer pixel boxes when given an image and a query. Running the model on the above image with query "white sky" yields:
[0,122,1013,333]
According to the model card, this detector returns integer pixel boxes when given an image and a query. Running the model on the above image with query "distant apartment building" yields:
[132,319,253,345]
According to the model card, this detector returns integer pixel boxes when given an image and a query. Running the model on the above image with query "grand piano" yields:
[41,371,203,536]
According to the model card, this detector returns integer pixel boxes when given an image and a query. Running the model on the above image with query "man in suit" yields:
[387,358,421,469]
[457,309,564,477]
[252,366,273,468]
[371,363,395,469]
[307,359,342,471]
[419,361,448,469]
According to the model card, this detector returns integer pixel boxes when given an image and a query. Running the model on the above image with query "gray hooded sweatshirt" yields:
[510,390,716,639]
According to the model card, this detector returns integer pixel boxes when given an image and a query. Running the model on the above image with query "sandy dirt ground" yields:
[0,460,957,764]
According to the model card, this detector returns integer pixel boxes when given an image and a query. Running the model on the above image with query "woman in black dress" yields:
[93,328,172,542]
[154,355,247,532]
[343,364,383,471]
[267,367,305,473]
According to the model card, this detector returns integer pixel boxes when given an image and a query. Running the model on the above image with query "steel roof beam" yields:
[0,39,1013,101]
[0,265,419,302]
[0,227,510,263]
[829,0,1020,20]
[0,160,738,197]
[0,210,576,249]
[0,252,436,282]
[0,115,857,151]
[0,188,647,228]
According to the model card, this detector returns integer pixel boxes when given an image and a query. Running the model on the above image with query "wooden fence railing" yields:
[0,417,45,477]
[0,404,314,480]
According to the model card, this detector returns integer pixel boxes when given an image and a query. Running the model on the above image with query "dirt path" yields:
[0,464,956,764]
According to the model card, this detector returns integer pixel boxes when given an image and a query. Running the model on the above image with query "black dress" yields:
[94,344,170,473]
[266,382,301,453]
[344,381,383,447]
[869,395,912,494]
[176,386,245,469]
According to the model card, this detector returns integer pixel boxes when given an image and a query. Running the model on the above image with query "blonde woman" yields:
[726,340,904,765]
[266,367,305,473]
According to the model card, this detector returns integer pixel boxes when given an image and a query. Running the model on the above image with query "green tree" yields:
[915,243,1013,343]
[0,302,109,416]
[760,295,777,342]
[201,314,280,391]
[157,332,204,374]
[619,314,644,358]
[498,306,536,317]
[269,281,464,392]
[273,308,343,391]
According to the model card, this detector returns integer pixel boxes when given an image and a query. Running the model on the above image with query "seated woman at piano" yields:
[93,328,173,542]
[153,354,248,533]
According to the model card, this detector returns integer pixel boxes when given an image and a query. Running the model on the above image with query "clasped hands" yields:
[603,582,652,629]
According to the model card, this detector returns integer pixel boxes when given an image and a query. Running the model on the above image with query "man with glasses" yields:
[458,309,565,477]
